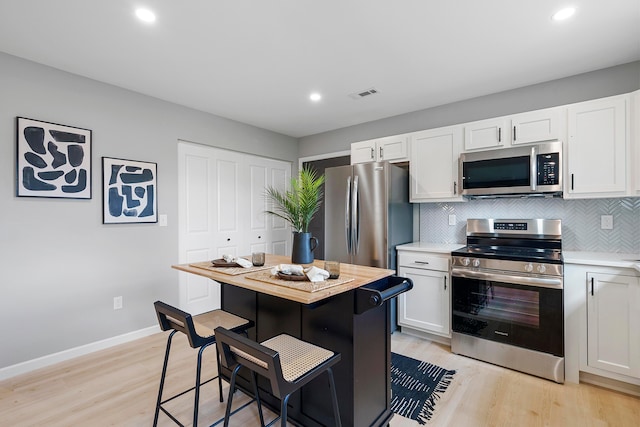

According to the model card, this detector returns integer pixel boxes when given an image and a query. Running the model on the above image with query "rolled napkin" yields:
[271,264,305,276]
[221,254,252,268]
[305,266,330,282]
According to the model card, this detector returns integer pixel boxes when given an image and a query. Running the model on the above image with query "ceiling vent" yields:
[349,87,379,100]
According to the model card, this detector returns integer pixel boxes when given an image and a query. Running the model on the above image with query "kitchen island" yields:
[173,254,411,427]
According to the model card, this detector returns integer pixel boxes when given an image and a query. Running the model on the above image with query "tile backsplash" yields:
[419,197,640,253]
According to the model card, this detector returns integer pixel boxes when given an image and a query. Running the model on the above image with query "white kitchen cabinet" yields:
[464,117,508,150]
[510,108,562,145]
[463,107,563,151]
[566,94,630,198]
[351,135,409,164]
[397,251,451,338]
[586,272,640,379]
[409,126,464,202]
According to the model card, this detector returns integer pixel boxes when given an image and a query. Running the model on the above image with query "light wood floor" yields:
[1,331,638,426]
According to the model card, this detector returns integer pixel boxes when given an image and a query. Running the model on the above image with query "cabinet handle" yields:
[590,277,594,296]
[453,181,457,195]
[414,261,430,265]
[513,126,517,141]
[444,276,447,290]
[498,127,502,142]
[370,147,375,160]
[379,146,383,159]
[571,173,575,191]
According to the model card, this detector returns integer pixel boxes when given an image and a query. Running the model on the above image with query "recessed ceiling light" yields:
[552,7,576,21]
[309,93,322,102]
[135,8,156,23]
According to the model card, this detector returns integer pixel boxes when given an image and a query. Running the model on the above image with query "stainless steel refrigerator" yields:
[324,162,413,327]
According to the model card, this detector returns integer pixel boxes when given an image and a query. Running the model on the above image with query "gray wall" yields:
[0,52,298,369]
[298,61,640,157]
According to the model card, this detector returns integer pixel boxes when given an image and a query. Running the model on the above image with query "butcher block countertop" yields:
[172,254,394,305]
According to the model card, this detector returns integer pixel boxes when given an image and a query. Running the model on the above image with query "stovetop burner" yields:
[452,244,563,264]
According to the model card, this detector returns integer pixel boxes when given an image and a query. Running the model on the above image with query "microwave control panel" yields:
[537,153,560,185]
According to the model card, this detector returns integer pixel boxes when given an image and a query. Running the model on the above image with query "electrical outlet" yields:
[159,214,168,227]
[113,296,123,310]
[449,214,456,226]
[600,215,613,230]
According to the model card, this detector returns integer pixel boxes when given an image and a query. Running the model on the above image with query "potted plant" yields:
[265,166,324,264]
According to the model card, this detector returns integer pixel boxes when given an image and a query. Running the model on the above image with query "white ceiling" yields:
[0,1,638,138]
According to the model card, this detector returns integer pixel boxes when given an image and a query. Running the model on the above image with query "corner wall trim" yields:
[0,325,161,381]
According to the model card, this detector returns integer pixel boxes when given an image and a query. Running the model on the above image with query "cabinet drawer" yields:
[398,253,449,271]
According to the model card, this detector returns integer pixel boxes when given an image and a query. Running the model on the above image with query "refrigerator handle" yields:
[352,175,360,255]
[345,176,352,255]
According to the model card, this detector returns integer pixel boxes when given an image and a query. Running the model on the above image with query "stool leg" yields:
[194,342,214,427]
[224,364,242,427]
[251,371,265,427]
[280,394,291,427]
[326,367,342,427]
[153,330,176,427]
[216,346,224,402]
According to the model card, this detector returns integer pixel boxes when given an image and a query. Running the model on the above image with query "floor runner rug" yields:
[390,352,456,425]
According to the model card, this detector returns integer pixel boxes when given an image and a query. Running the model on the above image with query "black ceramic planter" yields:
[291,232,318,264]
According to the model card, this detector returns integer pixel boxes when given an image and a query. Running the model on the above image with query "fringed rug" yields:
[391,352,456,425]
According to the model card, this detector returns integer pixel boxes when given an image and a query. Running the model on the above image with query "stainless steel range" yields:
[450,218,564,383]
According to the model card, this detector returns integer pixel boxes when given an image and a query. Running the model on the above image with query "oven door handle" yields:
[451,267,563,290]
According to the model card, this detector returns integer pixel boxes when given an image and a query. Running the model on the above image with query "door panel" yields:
[353,162,387,268]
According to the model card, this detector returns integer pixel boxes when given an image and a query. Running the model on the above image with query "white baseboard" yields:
[0,325,161,381]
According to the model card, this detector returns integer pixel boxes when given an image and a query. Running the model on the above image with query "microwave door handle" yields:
[530,146,537,191]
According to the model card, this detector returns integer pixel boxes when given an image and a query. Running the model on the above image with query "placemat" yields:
[189,261,274,275]
[245,270,354,292]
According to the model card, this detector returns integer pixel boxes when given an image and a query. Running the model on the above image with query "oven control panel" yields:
[451,256,563,277]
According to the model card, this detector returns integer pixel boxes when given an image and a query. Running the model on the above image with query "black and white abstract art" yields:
[102,157,157,224]
[16,117,92,199]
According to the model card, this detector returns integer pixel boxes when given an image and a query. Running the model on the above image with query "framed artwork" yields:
[102,157,158,224]
[16,117,92,199]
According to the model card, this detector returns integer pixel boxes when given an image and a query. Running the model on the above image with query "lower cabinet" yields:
[397,251,451,338]
[586,272,640,379]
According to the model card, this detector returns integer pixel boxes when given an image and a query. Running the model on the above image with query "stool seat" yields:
[152,301,252,427]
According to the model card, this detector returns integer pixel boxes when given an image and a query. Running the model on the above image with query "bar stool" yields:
[153,301,253,427]
[215,326,342,427]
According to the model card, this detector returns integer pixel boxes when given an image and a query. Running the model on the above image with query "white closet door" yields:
[178,141,291,314]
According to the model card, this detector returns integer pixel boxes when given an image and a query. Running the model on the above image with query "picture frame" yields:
[102,157,158,224]
[16,117,92,199]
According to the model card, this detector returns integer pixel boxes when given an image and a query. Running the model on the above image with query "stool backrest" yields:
[154,301,206,348]
[214,326,290,397]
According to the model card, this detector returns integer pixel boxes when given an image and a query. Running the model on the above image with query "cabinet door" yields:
[351,139,377,164]
[587,272,640,378]
[464,117,508,150]
[511,108,562,145]
[398,266,450,337]
[378,135,409,162]
[409,126,464,202]
[567,96,628,197]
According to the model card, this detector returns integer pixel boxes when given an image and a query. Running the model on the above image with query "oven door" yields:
[451,268,563,357]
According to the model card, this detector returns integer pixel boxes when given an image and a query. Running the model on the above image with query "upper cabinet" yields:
[464,117,508,150]
[410,126,464,202]
[566,94,629,198]
[351,134,409,164]
[463,107,563,151]
[511,108,562,145]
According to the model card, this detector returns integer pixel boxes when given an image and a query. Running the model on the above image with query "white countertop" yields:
[564,251,640,272]
[396,242,465,254]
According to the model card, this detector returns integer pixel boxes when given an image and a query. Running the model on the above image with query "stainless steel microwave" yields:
[459,141,562,198]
